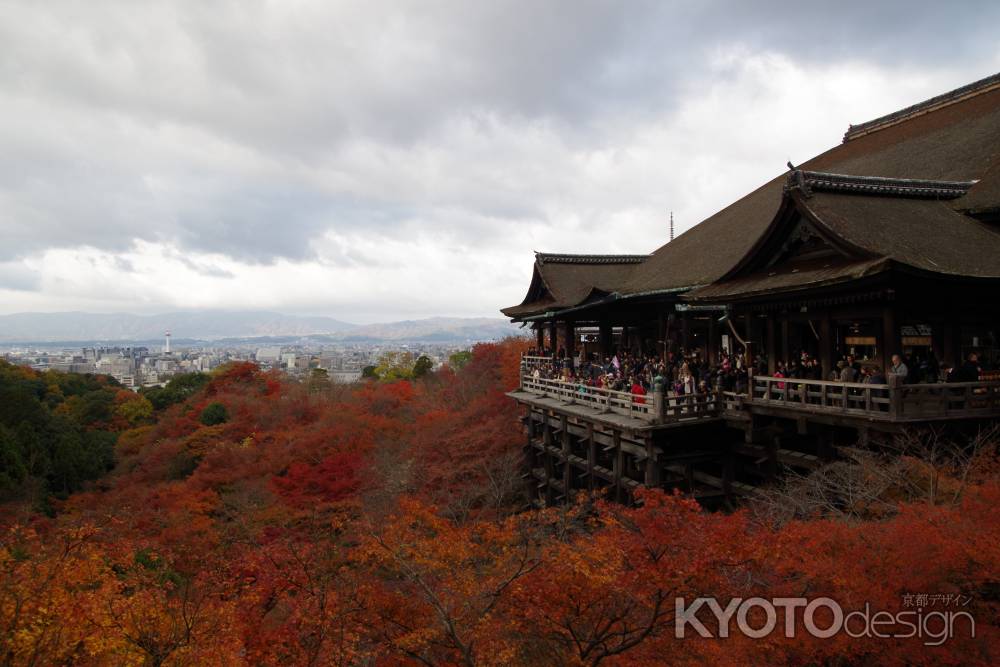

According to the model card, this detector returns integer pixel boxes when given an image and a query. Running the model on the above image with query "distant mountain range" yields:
[0,310,521,345]
[339,317,521,343]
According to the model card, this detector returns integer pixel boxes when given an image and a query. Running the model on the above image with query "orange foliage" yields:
[2,338,998,665]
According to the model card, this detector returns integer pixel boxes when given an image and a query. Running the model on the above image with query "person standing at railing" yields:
[868,366,887,385]
[889,354,909,382]
[956,352,981,382]
[630,376,646,404]
[839,359,858,383]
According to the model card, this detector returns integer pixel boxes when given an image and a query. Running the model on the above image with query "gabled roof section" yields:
[619,70,1000,297]
[501,252,648,319]
[844,72,1000,142]
[799,190,1000,278]
[687,174,1000,302]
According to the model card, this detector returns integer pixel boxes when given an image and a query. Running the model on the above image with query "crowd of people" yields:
[524,346,751,399]
[773,349,985,385]
[523,344,988,402]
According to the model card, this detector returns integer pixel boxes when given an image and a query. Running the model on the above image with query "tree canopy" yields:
[1,343,999,665]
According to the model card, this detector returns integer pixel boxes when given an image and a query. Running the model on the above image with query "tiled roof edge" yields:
[785,169,977,199]
[844,71,1000,142]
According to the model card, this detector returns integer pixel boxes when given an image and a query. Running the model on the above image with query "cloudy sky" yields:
[1,1,998,323]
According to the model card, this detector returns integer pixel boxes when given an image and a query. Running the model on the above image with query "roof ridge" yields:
[786,169,977,199]
[535,253,648,265]
[843,71,1000,142]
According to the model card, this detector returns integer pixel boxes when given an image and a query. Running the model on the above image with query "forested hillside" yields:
[0,361,150,502]
[1,341,998,665]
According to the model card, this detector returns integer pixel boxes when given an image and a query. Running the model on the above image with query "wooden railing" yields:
[751,376,891,417]
[750,376,1000,421]
[518,366,1000,424]
[520,355,553,372]
[894,381,1000,419]
[519,374,719,424]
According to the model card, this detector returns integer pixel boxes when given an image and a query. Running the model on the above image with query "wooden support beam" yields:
[765,434,779,481]
[599,323,612,359]
[707,315,717,367]
[819,311,833,382]
[548,320,558,359]
[565,321,576,366]
[881,306,898,373]
[644,435,660,487]
[942,321,960,367]
[780,316,790,368]
[657,311,667,363]
[561,415,571,497]
[587,423,596,493]
[612,429,623,503]
[542,413,554,505]
[766,316,776,375]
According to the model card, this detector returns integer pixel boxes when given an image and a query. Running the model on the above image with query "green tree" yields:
[199,402,229,426]
[141,372,210,410]
[412,355,434,378]
[448,350,473,370]
[373,352,415,381]
[0,425,27,497]
[116,395,154,426]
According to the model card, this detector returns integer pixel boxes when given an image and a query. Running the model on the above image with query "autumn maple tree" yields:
[1,339,998,665]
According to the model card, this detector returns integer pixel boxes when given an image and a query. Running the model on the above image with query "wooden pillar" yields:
[542,413,554,504]
[565,321,575,364]
[599,322,612,359]
[561,415,571,496]
[745,313,757,370]
[548,320,558,359]
[658,312,667,362]
[881,306,898,372]
[766,434,779,481]
[612,430,623,503]
[820,312,833,381]
[525,410,536,473]
[680,315,690,354]
[766,316,777,375]
[817,429,835,460]
[705,312,719,368]
[780,316,790,368]
[586,423,595,493]
[942,321,960,367]
[644,436,660,486]
[535,325,544,351]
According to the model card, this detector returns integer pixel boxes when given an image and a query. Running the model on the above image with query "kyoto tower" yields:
[165,330,171,354]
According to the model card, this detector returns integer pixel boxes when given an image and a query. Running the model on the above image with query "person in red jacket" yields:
[630,376,647,404]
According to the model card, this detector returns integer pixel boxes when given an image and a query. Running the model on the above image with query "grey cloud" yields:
[0,0,998,267]
[0,262,40,292]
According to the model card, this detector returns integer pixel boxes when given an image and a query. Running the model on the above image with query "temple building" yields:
[502,72,1000,506]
